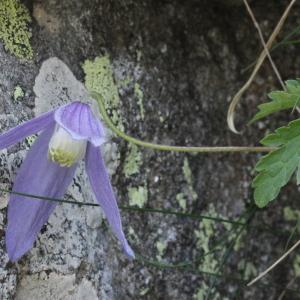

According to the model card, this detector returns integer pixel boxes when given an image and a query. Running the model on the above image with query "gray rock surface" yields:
[1,0,300,299]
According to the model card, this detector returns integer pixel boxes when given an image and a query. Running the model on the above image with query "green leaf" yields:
[253,119,300,207]
[250,79,300,123]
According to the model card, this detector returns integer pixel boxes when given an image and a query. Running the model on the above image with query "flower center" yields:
[48,126,87,167]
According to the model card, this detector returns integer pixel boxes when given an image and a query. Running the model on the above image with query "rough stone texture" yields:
[1,0,300,299]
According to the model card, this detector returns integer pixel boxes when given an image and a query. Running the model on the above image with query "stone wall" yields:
[0,0,300,299]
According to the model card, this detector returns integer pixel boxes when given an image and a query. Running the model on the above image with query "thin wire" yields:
[0,188,254,274]
[205,207,256,299]
[0,189,291,236]
[138,207,252,278]
[0,188,245,226]
[138,254,300,295]
[2,192,299,293]
[91,92,274,153]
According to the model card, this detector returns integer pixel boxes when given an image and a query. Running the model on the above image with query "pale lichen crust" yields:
[82,56,124,130]
[0,0,33,59]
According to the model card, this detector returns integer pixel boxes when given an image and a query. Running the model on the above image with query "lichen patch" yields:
[0,0,33,59]
[82,56,124,130]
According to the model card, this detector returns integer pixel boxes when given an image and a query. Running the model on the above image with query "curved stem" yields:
[226,0,296,133]
[91,91,274,153]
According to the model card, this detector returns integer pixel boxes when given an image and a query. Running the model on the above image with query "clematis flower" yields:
[0,101,134,261]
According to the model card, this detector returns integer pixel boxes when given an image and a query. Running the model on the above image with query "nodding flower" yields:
[0,101,134,262]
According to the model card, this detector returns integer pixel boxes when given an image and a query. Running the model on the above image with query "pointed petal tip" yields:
[123,243,135,260]
[6,235,26,263]
[7,251,22,263]
[6,223,36,262]
[85,145,135,260]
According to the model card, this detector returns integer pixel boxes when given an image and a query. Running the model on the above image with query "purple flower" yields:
[0,101,134,261]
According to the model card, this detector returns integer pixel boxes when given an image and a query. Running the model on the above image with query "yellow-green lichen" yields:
[136,49,142,62]
[128,226,139,241]
[128,185,148,208]
[183,157,197,201]
[156,240,167,261]
[238,260,257,280]
[183,157,193,186]
[123,144,142,178]
[283,206,300,231]
[0,0,33,59]
[134,83,145,120]
[194,204,250,299]
[233,230,246,252]
[233,214,249,252]
[293,255,300,277]
[195,205,221,274]
[82,56,124,130]
[176,193,187,211]
[117,76,131,88]
[139,288,149,296]
[244,262,257,280]
[284,207,300,222]
[13,85,24,101]
[194,285,206,300]
[194,205,232,299]
[177,158,197,211]
[194,282,222,300]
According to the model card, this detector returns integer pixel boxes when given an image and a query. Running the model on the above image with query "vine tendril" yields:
[91,91,274,153]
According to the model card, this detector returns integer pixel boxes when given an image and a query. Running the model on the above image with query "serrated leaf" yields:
[252,119,300,207]
[260,119,300,146]
[286,79,300,94]
[250,79,300,123]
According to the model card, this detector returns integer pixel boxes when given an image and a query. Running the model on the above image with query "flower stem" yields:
[91,91,274,153]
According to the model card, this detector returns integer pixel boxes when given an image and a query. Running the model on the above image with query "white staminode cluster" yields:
[48,126,87,167]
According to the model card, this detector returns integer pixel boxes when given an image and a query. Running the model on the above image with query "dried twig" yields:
[243,0,285,90]
[227,0,296,133]
[247,238,300,286]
